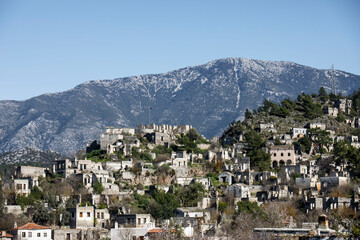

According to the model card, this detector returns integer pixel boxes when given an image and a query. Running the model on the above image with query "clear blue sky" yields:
[0,0,359,100]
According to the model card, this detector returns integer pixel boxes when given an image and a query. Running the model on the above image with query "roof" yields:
[148,229,163,233]
[0,231,13,238]
[13,223,51,230]
[148,229,175,234]
[269,145,293,150]
[176,207,204,213]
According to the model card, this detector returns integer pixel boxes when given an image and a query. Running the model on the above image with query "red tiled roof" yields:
[148,229,163,233]
[13,223,51,230]
[148,229,176,234]
[0,231,13,237]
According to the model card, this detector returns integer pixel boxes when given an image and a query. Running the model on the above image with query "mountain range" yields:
[1,58,359,154]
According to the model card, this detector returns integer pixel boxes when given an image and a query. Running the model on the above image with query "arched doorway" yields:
[273,161,278,168]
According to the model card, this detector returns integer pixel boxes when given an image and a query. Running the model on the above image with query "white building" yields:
[12,223,51,240]
[292,128,307,138]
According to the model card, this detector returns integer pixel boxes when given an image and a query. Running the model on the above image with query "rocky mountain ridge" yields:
[0,147,65,165]
[1,57,360,154]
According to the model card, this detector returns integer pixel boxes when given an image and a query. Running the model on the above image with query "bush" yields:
[16,195,35,208]
[218,201,229,212]
[98,202,107,209]
[148,190,180,220]
[93,180,104,194]
[65,197,78,208]
[136,183,144,190]
[236,201,261,215]
[141,152,153,162]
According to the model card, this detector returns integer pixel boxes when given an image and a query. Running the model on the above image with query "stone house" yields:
[175,207,205,218]
[270,134,293,145]
[137,123,192,135]
[169,217,199,238]
[52,159,103,178]
[291,128,307,139]
[12,223,51,240]
[233,143,248,156]
[303,196,356,212]
[175,150,190,160]
[234,157,250,172]
[91,194,109,207]
[105,139,127,155]
[235,171,251,185]
[252,171,277,184]
[121,159,134,171]
[100,130,124,151]
[335,99,352,114]
[106,136,140,156]
[77,170,114,190]
[95,208,110,229]
[193,177,212,190]
[102,182,120,195]
[68,205,95,229]
[216,149,231,160]
[113,214,155,229]
[269,145,296,168]
[254,215,337,238]
[4,205,23,216]
[77,159,103,172]
[104,162,122,172]
[53,229,82,240]
[136,162,154,175]
[175,177,194,186]
[235,171,277,185]
[323,107,338,117]
[100,127,135,149]
[172,125,193,135]
[197,197,213,209]
[308,123,326,130]
[3,178,31,196]
[145,132,171,146]
[269,185,292,200]
[349,135,360,148]
[320,176,350,193]
[295,177,317,189]
[282,164,308,177]
[204,150,216,161]
[190,153,203,163]
[219,172,235,185]
[259,123,277,133]
[52,159,76,178]
[111,226,153,240]
[121,172,135,182]
[227,183,250,199]
[15,166,46,179]
[168,158,188,168]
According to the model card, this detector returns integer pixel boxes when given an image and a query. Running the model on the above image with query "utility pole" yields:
[148,107,152,125]
[330,65,336,95]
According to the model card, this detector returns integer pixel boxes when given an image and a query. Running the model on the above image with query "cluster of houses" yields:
[1,115,360,239]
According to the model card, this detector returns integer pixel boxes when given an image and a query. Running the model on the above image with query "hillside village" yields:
[1,88,360,239]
